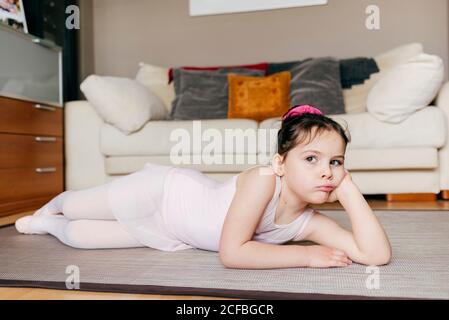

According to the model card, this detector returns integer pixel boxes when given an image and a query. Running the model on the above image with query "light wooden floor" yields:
[1,196,448,300]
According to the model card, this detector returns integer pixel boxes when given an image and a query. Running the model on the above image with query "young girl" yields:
[15,105,392,269]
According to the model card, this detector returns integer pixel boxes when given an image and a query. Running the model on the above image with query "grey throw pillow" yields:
[170,68,264,120]
[289,57,345,115]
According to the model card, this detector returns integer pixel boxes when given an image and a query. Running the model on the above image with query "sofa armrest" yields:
[64,100,108,190]
[435,81,449,190]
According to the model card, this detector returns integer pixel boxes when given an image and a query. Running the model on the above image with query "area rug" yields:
[0,210,448,300]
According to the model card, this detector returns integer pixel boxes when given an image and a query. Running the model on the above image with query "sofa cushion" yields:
[101,105,445,164]
[227,71,291,122]
[339,57,379,89]
[267,57,345,115]
[343,148,438,170]
[104,147,439,176]
[105,156,261,175]
[170,68,265,120]
[268,58,380,90]
[135,62,175,113]
[100,118,260,156]
[168,62,268,84]
[290,58,345,115]
[367,53,444,123]
[343,43,424,114]
[267,61,299,75]
[80,75,168,135]
[258,106,446,153]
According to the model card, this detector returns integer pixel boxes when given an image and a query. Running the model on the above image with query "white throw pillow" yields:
[80,75,167,135]
[135,62,176,113]
[375,42,424,70]
[344,43,424,114]
[367,53,444,123]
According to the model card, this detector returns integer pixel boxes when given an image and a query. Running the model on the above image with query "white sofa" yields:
[64,44,449,198]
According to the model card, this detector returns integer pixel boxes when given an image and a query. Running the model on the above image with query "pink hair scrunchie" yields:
[282,104,324,121]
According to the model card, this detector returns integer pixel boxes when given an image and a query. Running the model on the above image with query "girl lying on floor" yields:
[15,105,392,269]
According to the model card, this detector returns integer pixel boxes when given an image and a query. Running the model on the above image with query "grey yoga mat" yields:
[0,210,448,299]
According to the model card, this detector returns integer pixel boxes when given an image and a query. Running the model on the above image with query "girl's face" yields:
[280,129,347,204]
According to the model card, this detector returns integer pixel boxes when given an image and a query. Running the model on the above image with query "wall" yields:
[78,0,95,98]
[82,0,448,80]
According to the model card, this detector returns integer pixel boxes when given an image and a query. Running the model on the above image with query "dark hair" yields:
[277,113,351,159]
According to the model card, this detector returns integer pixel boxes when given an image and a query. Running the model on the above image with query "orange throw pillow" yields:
[228,71,291,121]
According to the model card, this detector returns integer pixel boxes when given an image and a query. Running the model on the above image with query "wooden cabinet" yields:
[0,96,64,218]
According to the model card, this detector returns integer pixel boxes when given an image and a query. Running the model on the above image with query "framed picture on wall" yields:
[190,0,328,16]
[0,0,28,33]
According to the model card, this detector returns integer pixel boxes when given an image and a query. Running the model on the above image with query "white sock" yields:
[33,191,73,216]
[15,216,47,234]
[16,215,70,240]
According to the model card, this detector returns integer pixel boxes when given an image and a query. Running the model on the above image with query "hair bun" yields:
[282,104,324,121]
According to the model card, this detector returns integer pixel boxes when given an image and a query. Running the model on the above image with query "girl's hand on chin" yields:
[326,189,339,203]
[325,169,352,203]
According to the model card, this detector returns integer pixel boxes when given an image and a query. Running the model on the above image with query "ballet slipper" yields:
[15,216,48,235]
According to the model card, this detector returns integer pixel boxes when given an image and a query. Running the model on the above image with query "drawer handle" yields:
[35,104,56,112]
[32,38,55,49]
[36,167,57,173]
[35,136,57,142]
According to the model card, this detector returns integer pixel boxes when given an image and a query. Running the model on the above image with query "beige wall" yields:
[78,0,95,98]
[79,0,94,78]
[84,0,448,80]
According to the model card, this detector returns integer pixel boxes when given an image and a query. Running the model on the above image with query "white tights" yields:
[16,183,145,249]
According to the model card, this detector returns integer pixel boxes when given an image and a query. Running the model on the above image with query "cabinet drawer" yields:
[0,167,63,203]
[0,96,62,136]
[0,133,63,168]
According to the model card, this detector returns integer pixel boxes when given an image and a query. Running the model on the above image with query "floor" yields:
[1,195,448,300]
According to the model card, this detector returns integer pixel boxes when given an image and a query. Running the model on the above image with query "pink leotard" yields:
[108,163,315,252]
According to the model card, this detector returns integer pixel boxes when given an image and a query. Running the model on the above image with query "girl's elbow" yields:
[359,251,392,266]
[219,250,238,268]
[368,255,391,266]
[379,250,392,265]
[220,257,241,269]
[377,245,393,265]
[219,256,232,268]
[221,261,238,269]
